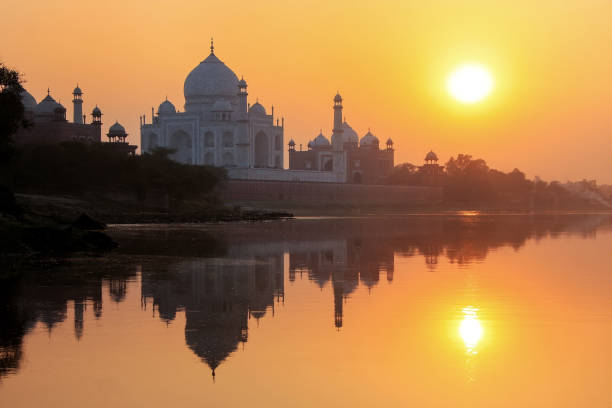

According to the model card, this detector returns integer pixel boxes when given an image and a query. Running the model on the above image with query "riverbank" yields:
[14,193,294,224]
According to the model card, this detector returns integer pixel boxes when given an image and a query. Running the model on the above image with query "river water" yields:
[1,213,612,407]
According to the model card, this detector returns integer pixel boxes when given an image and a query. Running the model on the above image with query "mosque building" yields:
[288,92,395,184]
[15,85,136,154]
[140,40,395,184]
[16,87,102,145]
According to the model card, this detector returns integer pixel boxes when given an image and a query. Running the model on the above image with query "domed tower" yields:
[425,150,438,164]
[91,105,102,140]
[107,121,127,143]
[386,138,394,151]
[72,85,83,124]
[92,105,102,125]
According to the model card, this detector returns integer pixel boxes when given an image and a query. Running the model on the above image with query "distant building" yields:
[288,93,394,184]
[15,85,137,154]
[140,41,394,184]
[106,122,137,156]
[16,87,102,145]
[419,150,445,185]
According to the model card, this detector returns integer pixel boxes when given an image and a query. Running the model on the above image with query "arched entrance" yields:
[169,130,192,164]
[147,133,158,152]
[254,131,268,168]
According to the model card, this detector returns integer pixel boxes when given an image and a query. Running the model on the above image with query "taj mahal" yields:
[140,40,397,184]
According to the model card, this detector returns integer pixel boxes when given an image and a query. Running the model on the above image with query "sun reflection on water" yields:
[460,306,483,355]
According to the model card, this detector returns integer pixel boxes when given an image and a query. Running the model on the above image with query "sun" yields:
[447,64,494,104]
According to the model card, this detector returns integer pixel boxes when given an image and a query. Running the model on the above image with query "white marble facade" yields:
[140,41,284,169]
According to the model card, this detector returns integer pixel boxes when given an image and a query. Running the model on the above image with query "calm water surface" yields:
[2,214,612,407]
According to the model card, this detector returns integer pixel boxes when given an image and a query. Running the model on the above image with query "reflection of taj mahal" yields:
[140,40,394,184]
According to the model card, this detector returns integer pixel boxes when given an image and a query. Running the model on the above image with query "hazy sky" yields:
[3,0,611,182]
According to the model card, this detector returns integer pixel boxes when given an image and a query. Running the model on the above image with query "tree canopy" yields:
[0,63,27,161]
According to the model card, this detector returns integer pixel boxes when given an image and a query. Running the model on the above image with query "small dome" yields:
[35,94,61,115]
[211,100,233,112]
[342,121,359,143]
[360,130,379,147]
[249,102,266,116]
[386,138,393,145]
[288,139,295,146]
[158,99,176,115]
[313,132,330,146]
[108,121,126,135]
[73,86,82,95]
[21,89,37,111]
[425,150,438,161]
[54,103,66,112]
[238,77,247,88]
[92,106,102,116]
[334,92,342,102]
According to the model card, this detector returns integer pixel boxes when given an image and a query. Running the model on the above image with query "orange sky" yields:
[2,0,611,182]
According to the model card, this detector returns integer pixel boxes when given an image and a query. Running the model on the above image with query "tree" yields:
[386,162,420,185]
[0,63,28,161]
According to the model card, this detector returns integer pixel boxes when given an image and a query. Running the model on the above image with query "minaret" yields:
[73,85,83,124]
[92,106,103,141]
[236,77,250,167]
[331,92,343,149]
[331,92,347,182]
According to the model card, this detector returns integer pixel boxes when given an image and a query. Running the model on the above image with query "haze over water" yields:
[2,214,612,407]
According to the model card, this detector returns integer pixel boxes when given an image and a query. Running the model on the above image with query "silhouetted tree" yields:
[0,63,28,162]
[386,162,420,185]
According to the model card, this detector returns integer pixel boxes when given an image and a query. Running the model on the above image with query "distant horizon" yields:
[3,0,611,183]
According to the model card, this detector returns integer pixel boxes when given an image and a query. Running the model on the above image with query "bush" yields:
[0,142,226,204]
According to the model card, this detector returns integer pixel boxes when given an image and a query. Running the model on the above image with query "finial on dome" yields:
[210,37,214,54]
[47,88,50,96]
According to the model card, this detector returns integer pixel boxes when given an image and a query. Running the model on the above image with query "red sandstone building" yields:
[15,86,136,154]
[288,94,394,184]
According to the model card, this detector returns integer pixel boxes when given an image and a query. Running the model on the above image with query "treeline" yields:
[0,142,226,204]
[388,154,611,209]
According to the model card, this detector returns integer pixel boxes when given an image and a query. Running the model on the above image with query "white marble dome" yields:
[313,132,330,146]
[342,120,359,143]
[249,102,266,116]
[158,99,176,115]
[184,52,239,101]
[21,89,37,111]
[212,100,233,112]
[360,130,379,147]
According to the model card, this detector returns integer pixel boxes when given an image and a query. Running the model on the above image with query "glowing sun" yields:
[447,64,494,104]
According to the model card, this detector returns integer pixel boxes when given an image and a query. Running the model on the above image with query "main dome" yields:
[184,51,239,101]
